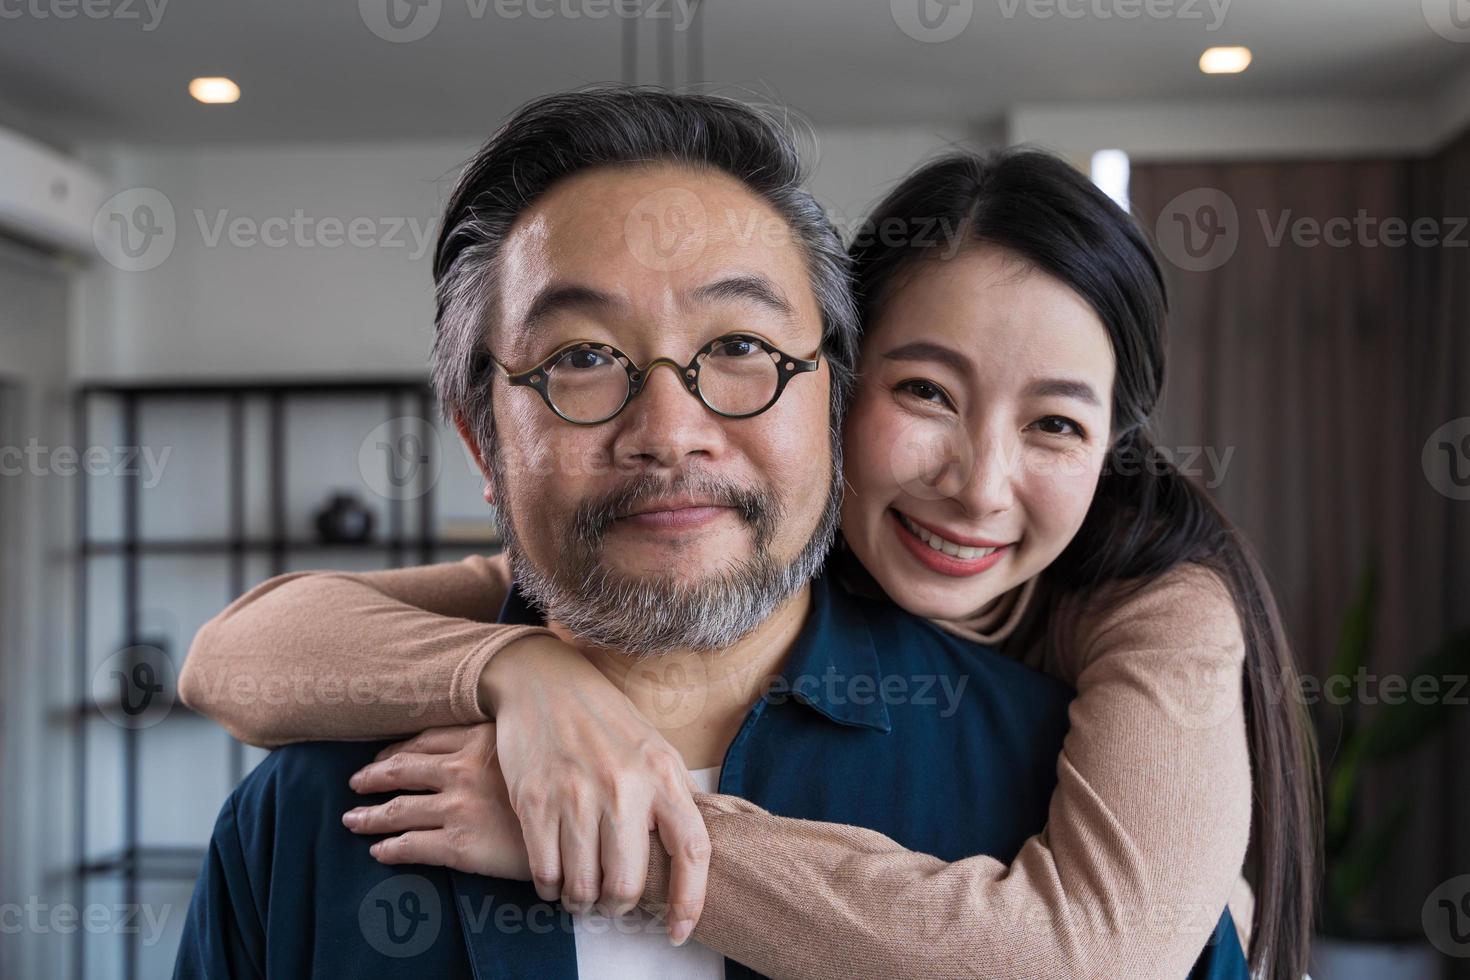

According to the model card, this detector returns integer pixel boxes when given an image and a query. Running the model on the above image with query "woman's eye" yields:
[896,379,954,409]
[1031,415,1084,438]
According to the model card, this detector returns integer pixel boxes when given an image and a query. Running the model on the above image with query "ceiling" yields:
[2,0,1467,146]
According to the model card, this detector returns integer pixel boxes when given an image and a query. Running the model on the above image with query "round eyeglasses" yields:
[483,333,822,425]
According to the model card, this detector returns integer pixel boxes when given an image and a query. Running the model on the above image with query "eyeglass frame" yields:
[480,332,823,425]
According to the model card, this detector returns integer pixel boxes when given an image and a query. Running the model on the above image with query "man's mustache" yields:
[571,471,776,547]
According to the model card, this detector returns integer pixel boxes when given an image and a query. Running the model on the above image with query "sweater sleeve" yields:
[177,553,555,748]
[640,563,1254,980]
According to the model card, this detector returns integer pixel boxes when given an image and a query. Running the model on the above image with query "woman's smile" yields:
[887,507,1012,578]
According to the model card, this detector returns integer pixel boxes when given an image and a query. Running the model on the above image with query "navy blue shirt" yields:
[175,565,1246,978]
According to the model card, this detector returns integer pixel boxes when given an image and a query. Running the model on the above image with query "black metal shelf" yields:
[78,845,209,881]
[73,377,466,980]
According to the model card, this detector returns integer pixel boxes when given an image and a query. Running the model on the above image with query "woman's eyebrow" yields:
[1025,378,1101,407]
[879,341,973,376]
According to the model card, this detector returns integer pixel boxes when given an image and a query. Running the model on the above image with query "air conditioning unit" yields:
[0,125,105,257]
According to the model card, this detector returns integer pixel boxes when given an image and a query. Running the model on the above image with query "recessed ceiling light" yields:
[189,77,240,104]
[1199,46,1252,75]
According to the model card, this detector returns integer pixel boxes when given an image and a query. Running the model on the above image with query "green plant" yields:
[1320,562,1470,937]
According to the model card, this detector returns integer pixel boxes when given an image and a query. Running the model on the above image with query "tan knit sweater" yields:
[179,553,1254,980]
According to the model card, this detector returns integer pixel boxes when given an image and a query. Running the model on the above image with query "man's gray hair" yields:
[429,86,860,459]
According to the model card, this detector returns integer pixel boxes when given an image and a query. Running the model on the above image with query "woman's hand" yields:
[342,722,531,879]
[478,634,711,945]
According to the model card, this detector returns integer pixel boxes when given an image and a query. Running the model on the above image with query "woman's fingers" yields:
[559,805,602,915]
[520,807,565,903]
[349,752,447,793]
[655,789,711,946]
[598,805,651,917]
[342,793,442,835]
[374,726,471,762]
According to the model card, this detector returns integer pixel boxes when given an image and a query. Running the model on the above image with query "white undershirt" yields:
[572,766,725,980]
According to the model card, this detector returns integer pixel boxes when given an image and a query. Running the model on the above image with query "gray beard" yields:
[488,439,842,658]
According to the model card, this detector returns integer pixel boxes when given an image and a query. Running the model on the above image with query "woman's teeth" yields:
[896,512,1000,561]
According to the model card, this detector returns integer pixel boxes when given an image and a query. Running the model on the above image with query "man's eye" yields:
[896,379,954,408]
[712,338,758,358]
[562,349,611,370]
[1031,415,1084,437]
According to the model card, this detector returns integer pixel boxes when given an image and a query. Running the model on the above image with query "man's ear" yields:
[452,410,496,506]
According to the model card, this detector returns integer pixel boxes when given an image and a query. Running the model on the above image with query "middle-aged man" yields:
[173,88,1246,979]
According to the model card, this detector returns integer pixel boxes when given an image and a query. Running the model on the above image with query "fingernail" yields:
[669,919,692,946]
[348,772,361,789]
[342,809,360,827]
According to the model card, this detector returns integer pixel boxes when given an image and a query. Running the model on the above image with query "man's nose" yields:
[610,360,727,471]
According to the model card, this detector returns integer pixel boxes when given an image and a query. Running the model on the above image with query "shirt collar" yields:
[495,565,892,734]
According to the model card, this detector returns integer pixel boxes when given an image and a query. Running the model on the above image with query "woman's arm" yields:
[187,553,1252,977]
[179,553,713,939]
[177,553,551,747]
[628,563,1253,980]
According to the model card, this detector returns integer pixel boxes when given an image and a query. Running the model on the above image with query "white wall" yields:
[72,122,988,384]
[0,241,77,980]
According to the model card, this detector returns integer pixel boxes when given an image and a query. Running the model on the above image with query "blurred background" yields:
[1,0,1467,977]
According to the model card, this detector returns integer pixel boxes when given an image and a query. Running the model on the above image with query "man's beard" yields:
[488,436,842,658]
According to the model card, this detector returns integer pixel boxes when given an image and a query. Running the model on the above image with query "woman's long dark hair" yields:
[848,148,1320,980]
